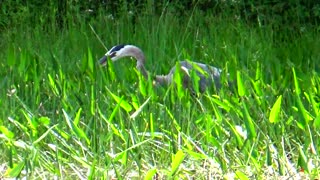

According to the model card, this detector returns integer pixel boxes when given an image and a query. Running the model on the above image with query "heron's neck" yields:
[136,62,149,79]
[128,46,149,79]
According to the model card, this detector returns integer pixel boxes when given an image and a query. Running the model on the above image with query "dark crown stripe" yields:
[109,44,126,53]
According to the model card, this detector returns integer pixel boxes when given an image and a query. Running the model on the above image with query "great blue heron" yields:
[99,44,225,92]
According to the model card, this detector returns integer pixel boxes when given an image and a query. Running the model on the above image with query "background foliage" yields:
[1,0,320,29]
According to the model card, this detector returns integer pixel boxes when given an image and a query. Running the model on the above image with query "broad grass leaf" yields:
[237,71,246,96]
[314,115,320,129]
[189,60,208,76]
[21,110,38,136]
[5,162,25,178]
[252,80,263,97]
[53,126,70,140]
[136,69,147,96]
[210,97,231,112]
[106,88,132,112]
[130,94,139,110]
[107,57,116,81]
[120,151,128,165]
[74,108,82,126]
[0,126,14,139]
[38,116,50,126]
[170,150,185,176]
[269,95,282,123]
[185,149,207,160]
[144,168,157,180]
[87,47,95,80]
[235,170,249,180]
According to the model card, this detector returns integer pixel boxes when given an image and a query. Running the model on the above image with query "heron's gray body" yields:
[158,61,222,92]
[99,44,225,93]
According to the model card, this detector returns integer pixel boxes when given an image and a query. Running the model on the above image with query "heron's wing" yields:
[178,61,222,78]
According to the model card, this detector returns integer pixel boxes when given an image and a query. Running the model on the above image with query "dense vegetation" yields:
[0,0,319,179]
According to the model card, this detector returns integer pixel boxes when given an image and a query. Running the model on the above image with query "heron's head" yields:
[99,44,143,66]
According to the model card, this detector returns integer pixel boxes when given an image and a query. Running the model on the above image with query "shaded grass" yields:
[0,9,320,179]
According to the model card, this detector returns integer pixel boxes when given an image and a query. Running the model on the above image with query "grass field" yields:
[1,8,320,179]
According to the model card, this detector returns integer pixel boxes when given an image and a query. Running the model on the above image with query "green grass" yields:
[0,9,320,179]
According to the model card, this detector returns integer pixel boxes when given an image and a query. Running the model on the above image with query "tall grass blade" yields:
[62,109,90,144]
[292,68,301,95]
[305,91,319,117]
[165,107,181,131]
[242,102,256,139]
[149,113,154,137]
[8,117,29,137]
[190,69,200,95]
[298,145,309,173]
[18,50,28,81]
[21,109,38,137]
[48,74,60,96]
[7,45,15,67]
[33,124,57,145]
[90,85,95,115]
[130,97,150,119]
[98,107,125,142]
[225,122,244,147]
[81,52,88,72]
[174,62,185,99]
[107,56,116,81]
[87,47,95,80]
[112,139,151,163]
[292,68,311,128]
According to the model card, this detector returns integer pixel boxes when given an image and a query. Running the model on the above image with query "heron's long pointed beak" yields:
[99,55,108,66]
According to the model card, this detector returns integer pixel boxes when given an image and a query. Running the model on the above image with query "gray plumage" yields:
[99,44,224,92]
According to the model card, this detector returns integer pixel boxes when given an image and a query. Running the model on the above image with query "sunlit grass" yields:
[0,8,320,179]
